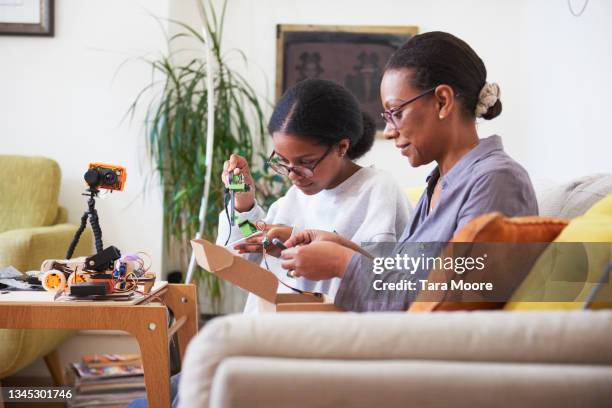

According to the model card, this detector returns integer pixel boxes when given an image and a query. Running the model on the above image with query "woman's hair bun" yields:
[481,99,502,120]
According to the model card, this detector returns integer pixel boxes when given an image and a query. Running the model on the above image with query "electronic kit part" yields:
[70,282,108,297]
[85,246,121,272]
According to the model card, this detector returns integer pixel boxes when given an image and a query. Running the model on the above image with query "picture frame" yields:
[0,0,54,36]
[276,24,418,133]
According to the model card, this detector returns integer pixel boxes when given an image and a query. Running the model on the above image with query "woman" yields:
[280,31,538,312]
[217,78,411,313]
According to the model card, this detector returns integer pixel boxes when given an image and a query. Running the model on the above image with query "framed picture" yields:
[0,0,54,36]
[276,24,418,133]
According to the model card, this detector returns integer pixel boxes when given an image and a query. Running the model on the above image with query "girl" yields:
[217,79,411,313]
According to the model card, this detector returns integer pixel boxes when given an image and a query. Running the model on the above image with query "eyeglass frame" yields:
[380,86,437,129]
[267,144,335,179]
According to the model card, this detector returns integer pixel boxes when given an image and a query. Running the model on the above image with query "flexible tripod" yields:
[65,187,104,259]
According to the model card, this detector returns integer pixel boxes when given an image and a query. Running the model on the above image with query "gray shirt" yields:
[335,135,538,312]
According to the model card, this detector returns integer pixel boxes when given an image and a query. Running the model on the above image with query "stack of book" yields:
[67,354,145,408]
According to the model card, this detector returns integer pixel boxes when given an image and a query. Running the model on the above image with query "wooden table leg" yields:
[125,306,171,408]
[161,284,198,362]
[43,349,66,386]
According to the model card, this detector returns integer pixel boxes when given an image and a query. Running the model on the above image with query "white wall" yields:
[0,0,167,275]
[519,0,612,182]
[1,0,169,377]
[173,0,611,189]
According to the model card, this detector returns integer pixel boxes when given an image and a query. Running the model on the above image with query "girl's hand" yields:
[222,154,255,212]
[233,224,293,257]
[280,242,355,281]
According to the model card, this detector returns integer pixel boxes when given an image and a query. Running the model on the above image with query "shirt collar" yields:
[425,135,504,187]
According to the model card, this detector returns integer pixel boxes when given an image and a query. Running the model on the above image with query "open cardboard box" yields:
[190,239,341,312]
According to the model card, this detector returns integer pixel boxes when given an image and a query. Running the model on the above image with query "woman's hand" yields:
[280,242,355,281]
[285,229,346,247]
[285,229,366,255]
[233,224,293,257]
[222,154,255,212]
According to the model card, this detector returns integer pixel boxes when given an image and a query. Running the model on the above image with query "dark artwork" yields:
[277,27,418,131]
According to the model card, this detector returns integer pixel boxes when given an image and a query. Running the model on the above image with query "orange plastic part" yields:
[88,162,127,191]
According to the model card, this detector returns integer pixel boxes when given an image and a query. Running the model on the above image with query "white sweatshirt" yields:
[215,166,411,313]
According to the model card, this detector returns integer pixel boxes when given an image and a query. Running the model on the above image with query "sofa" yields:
[0,155,92,381]
[179,174,612,408]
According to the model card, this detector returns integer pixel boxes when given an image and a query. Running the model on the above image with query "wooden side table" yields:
[0,283,198,408]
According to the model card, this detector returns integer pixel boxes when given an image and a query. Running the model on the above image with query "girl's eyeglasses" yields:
[267,145,334,179]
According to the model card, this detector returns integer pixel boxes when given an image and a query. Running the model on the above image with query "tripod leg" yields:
[88,197,104,253]
[66,211,89,259]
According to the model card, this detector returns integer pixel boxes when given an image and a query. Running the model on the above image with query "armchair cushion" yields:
[179,311,612,408]
[0,223,92,272]
[210,357,612,408]
[0,329,72,379]
[0,155,61,233]
[538,173,612,219]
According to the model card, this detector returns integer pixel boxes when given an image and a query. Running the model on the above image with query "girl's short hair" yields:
[268,79,376,159]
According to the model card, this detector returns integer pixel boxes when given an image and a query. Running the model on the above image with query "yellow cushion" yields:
[0,155,61,233]
[405,186,425,207]
[0,329,73,379]
[505,194,612,311]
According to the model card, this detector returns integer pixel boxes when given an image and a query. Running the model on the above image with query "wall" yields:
[1,0,169,377]
[519,0,612,182]
[1,0,167,274]
[172,0,611,189]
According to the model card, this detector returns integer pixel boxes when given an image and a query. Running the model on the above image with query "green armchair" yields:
[0,155,92,381]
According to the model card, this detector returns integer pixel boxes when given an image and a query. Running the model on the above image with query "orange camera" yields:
[85,163,127,191]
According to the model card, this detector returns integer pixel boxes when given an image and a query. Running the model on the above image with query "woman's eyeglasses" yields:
[380,87,437,128]
[267,145,334,179]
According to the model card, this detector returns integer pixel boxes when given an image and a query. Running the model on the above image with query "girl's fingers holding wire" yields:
[246,234,264,243]
[222,160,231,186]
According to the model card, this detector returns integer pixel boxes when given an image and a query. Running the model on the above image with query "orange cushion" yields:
[451,212,569,242]
[409,213,568,312]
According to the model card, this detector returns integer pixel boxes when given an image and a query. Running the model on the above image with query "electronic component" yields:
[70,282,108,297]
[227,174,250,226]
[237,219,258,237]
[272,238,287,251]
[85,163,127,191]
[227,174,248,192]
[85,246,121,272]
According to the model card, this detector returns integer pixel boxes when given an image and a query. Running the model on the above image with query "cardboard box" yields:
[190,239,341,312]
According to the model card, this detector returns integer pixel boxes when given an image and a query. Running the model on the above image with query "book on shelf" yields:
[67,353,145,408]
[81,353,141,368]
